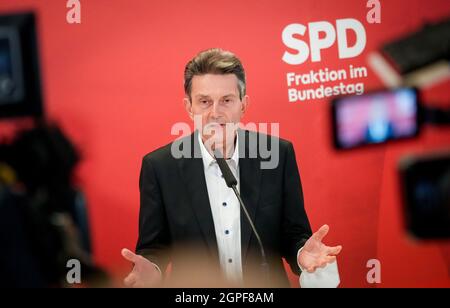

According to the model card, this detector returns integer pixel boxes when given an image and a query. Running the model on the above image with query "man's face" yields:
[184,74,249,154]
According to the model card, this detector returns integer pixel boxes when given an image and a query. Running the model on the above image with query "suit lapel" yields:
[238,129,262,263]
[177,131,218,260]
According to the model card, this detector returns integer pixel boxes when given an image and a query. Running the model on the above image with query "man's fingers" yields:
[304,256,337,274]
[326,245,342,256]
[121,248,138,263]
[313,224,329,242]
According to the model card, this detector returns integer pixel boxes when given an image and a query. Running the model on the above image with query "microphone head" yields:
[213,150,238,188]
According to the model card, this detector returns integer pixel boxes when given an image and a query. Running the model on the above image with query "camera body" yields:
[399,151,450,239]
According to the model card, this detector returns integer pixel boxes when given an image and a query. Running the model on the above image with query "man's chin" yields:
[202,137,224,151]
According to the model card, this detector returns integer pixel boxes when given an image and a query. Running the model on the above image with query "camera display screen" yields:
[332,88,420,149]
[0,13,42,119]
[0,29,24,104]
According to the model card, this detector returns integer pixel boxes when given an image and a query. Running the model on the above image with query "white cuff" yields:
[299,261,340,288]
[297,247,305,272]
[152,262,162,276]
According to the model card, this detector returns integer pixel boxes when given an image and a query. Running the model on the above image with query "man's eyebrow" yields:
[194,94,211,99]
[222,94,237,98]
[194,93,237,99]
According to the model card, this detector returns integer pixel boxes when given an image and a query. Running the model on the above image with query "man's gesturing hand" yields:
[298,225,342,273]
[121,248,162,288]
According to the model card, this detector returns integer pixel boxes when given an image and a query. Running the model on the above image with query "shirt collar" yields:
[198,130,239,171]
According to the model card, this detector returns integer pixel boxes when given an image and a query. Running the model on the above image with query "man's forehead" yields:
[191,74,240,94]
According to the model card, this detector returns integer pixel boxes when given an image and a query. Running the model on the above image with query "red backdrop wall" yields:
[0,0,449,287]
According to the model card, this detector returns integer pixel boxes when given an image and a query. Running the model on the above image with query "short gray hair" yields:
[184,48,246,100]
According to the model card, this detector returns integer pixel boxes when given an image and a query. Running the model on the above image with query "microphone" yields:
[213,149,269,280]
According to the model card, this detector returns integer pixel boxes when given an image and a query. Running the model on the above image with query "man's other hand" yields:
[298,225,342,273]
[121,248,162,288]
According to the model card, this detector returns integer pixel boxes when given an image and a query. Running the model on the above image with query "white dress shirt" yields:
[198,133,243,283]
[196,133,340,287]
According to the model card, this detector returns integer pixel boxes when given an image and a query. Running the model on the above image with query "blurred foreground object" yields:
[0,123,109,287]
[368,16,450,89]
[399,150,450,240]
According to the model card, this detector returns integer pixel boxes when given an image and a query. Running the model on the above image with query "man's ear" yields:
[241,95,249,115]
[184,97,193,120]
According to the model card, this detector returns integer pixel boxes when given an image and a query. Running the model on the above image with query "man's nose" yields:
[210,101,221,119]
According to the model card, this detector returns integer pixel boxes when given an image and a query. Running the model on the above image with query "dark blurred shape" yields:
[399,151,450,239]
[422,106,450,126]
[331,86,450,239]
[382,18,450,75]
[0,122,109,287]
[0,12,43,119]
[368,16,450,88]
[351,16,450,240]
[331,88,420,150]
[0,10,108,288]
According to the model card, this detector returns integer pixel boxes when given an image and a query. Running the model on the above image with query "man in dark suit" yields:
[121,48,342,287]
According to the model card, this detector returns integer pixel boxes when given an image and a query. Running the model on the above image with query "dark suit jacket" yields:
[136,129,312,286]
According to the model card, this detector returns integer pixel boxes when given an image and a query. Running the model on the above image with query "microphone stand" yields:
[213,149,270,285]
